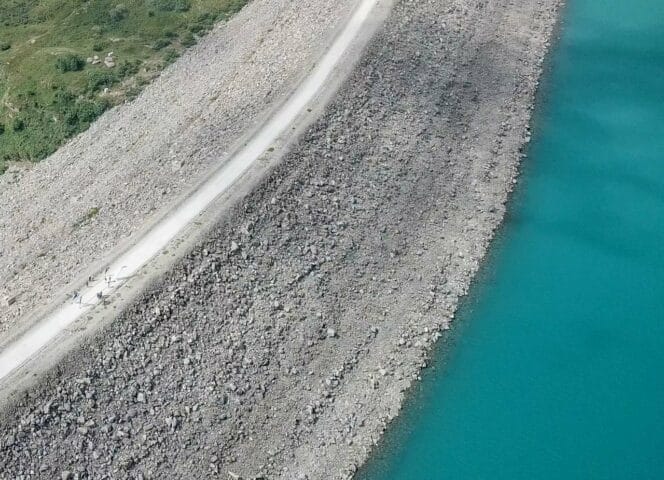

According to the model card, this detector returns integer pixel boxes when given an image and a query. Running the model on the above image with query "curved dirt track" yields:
[0,0,360,346]
[0,0,561,479]
[0,0,384,387]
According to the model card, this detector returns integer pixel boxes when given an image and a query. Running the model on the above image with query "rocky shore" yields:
[0,0,561,478]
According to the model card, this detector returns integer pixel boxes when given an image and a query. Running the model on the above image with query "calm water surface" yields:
[358,1,664,478]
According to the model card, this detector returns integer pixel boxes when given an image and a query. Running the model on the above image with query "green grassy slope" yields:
[0,0,247,172]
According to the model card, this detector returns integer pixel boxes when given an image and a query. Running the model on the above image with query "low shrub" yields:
[181,31,196,47]
[55,54,85,73]
[0,41,10,51]
[197,12,217,25]
[188,23,206,34]
[125,86,142,100]
[59,96,108,127]
[12,117,25,132]
[162,48,180,64]
[152,38,171,50]
[79,100,108,124]
[150,0,191,12]
[118,59,142,77]
[86,70,119,92]
[109,4,129,22]
[52,88,76,108]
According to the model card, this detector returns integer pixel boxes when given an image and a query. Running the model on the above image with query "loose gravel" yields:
[0,0,561,478]
[0,0,358,344]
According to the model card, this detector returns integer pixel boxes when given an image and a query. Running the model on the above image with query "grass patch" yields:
[71,206,100,230]
[0,0,249,166]
[85,206,100,220]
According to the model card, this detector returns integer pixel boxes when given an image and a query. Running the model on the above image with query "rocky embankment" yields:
[0,0,358,345]
[0,0,560,478]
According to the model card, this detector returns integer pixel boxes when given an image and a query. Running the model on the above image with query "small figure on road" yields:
[96,291,103,300]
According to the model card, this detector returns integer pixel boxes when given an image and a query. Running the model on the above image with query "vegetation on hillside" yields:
[0,0,248,173]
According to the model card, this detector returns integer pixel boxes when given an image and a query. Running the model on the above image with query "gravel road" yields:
[0,0,561,478]
[0,0,358,345]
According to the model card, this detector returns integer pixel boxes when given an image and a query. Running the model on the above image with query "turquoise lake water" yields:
[358,1,664,478]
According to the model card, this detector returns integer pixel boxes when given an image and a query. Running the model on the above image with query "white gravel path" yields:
[0,0,384,383]
[0,0,360,345]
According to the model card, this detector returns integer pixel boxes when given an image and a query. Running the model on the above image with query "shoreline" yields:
[0,0,563,478]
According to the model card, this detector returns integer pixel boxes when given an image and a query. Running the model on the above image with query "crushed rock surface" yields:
[0,0,358,342]
[0,0,561,478]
